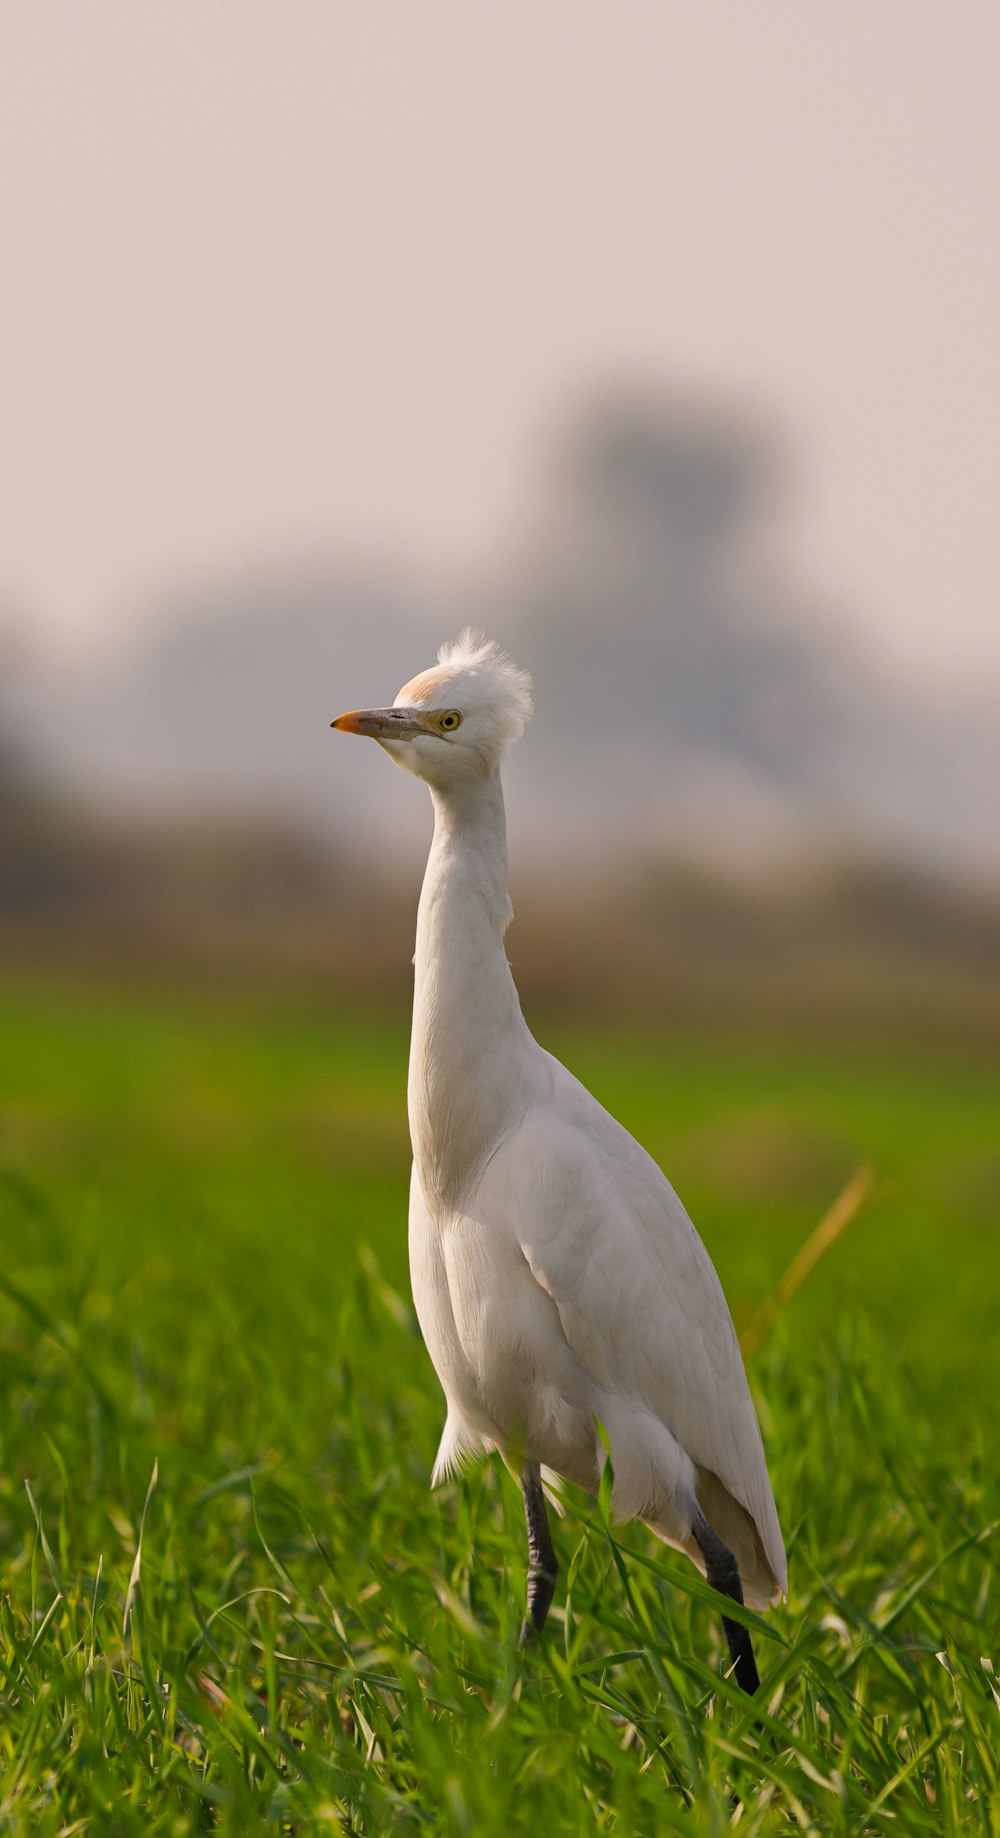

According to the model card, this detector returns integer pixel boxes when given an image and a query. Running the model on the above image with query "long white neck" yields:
[408,768,534,1211]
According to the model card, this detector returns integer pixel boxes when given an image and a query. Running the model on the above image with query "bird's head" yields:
[332,629,532,789]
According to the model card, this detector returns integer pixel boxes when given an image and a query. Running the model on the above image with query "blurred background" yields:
[0,10,998,1668]
[2,23,999,1807]
[1,4,998,1038]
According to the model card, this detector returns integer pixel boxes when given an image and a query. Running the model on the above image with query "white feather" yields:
[353,635,786,1612]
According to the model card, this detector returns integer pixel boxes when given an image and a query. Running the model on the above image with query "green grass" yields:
[0,978,997,1834]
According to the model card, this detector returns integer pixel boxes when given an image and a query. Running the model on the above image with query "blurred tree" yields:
[502,394,846,853]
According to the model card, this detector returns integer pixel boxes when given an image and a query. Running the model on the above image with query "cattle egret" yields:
[333,630,785,1694]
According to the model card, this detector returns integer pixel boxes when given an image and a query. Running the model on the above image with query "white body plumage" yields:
[335,632,786,1615]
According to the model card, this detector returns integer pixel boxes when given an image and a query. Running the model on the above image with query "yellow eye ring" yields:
[439,710,462,731]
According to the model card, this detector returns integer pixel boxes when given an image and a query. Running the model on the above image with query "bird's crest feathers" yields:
[436,628,533,739]
[396,628,533,760]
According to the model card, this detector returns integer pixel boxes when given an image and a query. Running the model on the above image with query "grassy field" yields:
[0,977,996,1834]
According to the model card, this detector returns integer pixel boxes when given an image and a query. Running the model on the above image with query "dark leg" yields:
[519,1463,558,1644]
[692,1512,761,1697]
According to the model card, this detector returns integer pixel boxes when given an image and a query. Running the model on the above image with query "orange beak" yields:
[331,707,423,740]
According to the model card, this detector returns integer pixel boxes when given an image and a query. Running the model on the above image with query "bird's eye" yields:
[439,710,462,731]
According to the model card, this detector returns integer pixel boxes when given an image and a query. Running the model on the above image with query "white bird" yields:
[333,630,785,1693]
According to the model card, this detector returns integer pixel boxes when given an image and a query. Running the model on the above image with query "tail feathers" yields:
[646,1467,784,1611]
[691,1465,785,1610]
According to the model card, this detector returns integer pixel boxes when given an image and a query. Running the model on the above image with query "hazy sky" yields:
[1,4,997,689]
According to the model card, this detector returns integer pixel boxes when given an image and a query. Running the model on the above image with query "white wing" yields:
[496,1053,787,1606]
